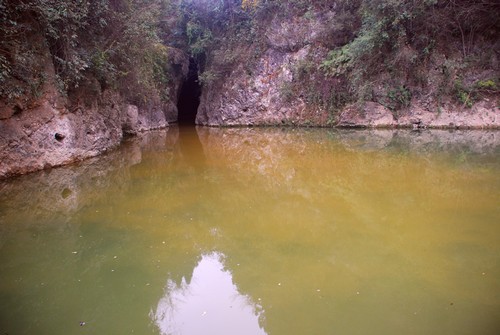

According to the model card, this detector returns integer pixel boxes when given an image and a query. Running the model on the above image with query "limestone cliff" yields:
[197,11,336,126]
[0,42,188,179]
[196,3,499,128]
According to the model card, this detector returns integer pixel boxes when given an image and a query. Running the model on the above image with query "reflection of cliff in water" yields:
[334,129,500,156]
[0,129,180,258]
[178,126,206,170]
[0,129,177,222]
[2,127,495,226]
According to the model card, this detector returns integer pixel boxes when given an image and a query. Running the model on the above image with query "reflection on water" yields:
[153,253,266,335]
[0,127,499,335]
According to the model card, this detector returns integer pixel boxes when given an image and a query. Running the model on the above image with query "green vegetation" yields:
[318,0,500,111]
[475,79,498,92]
[454,79,474,108]
[0,0,177,106]
[454,78,499,108]
[201,0,499,115]
[387,86,412,111]
[1,0,499,114]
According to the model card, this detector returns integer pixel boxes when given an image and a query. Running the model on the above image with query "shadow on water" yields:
[177,126,206,170]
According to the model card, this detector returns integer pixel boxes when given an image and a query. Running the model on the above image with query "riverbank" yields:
[2,121,499,181]
[0,90,176,180]
[336,101,499,129]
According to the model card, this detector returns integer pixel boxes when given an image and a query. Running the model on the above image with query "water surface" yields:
[1,127,499,335]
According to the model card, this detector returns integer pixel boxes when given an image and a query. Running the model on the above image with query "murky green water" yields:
[1,127,499,335]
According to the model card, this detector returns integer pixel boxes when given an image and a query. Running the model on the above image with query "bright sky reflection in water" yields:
[153,253,266,335]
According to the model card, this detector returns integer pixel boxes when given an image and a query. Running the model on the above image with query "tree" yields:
[0,0,175,106]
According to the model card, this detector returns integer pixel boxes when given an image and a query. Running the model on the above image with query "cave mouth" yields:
[177,58,201,125]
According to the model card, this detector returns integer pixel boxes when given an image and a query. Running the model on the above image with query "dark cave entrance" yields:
[177,58,201,125]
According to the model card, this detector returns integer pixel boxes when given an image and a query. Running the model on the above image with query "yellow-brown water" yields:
[0,127,499,335]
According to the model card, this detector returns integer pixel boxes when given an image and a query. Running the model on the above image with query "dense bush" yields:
[0,0,175,106]
[319,0,500,108]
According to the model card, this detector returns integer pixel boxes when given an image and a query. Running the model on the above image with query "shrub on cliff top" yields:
[0,0,175,106]
[320,0,500,109]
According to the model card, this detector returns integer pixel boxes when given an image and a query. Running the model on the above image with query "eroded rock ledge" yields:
[337,101,500,129]
[0,92,176,179]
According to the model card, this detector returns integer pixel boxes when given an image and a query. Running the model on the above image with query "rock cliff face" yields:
[197,45,328,126]
[0,46,188,180]
[1,95,143,179]
[337,101,500,129]
[196,6,499,129]
[197,12,335,126]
